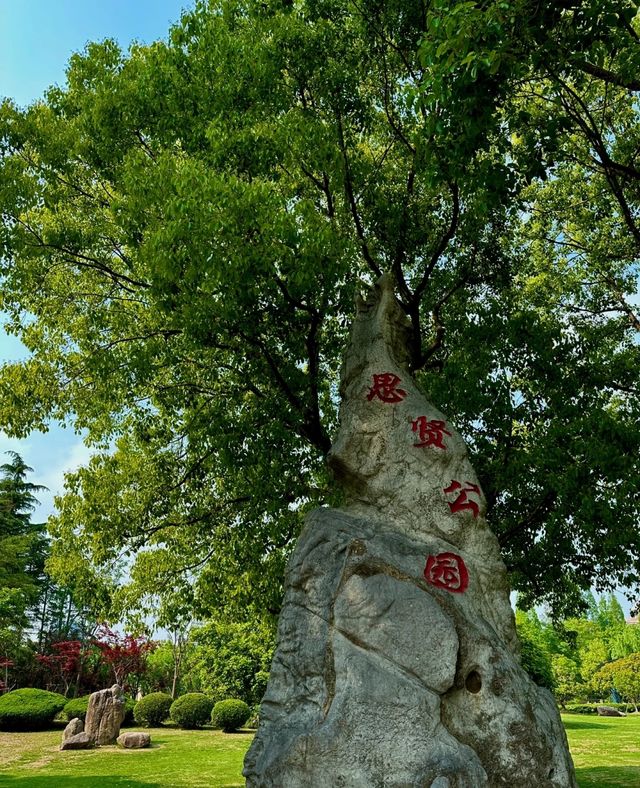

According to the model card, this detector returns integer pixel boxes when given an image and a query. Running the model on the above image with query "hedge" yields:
[0,688,67,731]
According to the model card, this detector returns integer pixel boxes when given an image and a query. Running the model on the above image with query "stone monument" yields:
[84,683,126,745]
[244,275,577,787]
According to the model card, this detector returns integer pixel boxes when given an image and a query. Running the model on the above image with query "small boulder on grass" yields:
[117,731,151,748]
[63,717,85,740]
[211,699,250,732]
[169,693,214,729]
[597,706,626,717]
[60,732,94,750]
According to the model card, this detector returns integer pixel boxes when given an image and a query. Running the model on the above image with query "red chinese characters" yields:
[443,480,482,518]
[367,372,407,403]
[411,417,451,449]
[424,552,469,593]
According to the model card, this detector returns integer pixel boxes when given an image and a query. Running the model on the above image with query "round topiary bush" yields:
[211,698,250,732]
[63,694,91,721]
[0,688,67,731]
[169,693,214,729]
[133,692,173,727]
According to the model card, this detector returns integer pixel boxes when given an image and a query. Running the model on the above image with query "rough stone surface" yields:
[117,731,151,748]
[63,717,84,740]
[85,684,126,745]
[597,706,625,717]
[60,732,93,750]
[244,275,577,787]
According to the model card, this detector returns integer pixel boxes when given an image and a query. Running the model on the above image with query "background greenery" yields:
[0,0,638,633]
[0,715,638,788]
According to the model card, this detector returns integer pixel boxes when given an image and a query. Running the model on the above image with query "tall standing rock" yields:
[85,684,126,745]
[244,275,577,787]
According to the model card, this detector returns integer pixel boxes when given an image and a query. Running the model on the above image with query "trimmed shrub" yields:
[211,698,250,732]
[169,693,214,729]
[63,694,90,721]
[0,688,67,731]
[133,692,173,727]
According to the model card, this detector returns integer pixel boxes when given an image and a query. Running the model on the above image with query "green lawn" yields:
[0,725,253,788]
[0,715,638,787]
[563,712,640,788]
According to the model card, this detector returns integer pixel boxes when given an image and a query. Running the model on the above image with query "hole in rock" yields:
[465,670,482,693]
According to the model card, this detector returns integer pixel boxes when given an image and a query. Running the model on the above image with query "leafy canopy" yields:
[0,0,639,621]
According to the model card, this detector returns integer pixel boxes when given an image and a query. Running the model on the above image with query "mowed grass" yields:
[0,725,253,788]
[0,715,638,787]
[563,712,640,788]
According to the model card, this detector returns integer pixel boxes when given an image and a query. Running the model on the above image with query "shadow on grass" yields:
[0,779,161,787]
[563,718,608,730]
[576,766,640,788]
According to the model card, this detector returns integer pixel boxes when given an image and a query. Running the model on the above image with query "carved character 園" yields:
[424,552,469,593]
[366,372,407,403]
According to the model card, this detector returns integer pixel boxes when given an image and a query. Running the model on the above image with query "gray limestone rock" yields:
[85,684,126,745]
[63,717,84,740]
[117,731,151,748]
[60,732,93,750]
[244,275,577,787]
[597,706,625,717]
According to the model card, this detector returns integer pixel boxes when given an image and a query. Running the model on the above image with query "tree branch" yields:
[335,111,382,277]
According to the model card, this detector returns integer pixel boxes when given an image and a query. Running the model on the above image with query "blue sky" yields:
[0,0,190,106]
[0,0,191,519]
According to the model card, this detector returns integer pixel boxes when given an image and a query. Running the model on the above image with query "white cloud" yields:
[36,439,94,519]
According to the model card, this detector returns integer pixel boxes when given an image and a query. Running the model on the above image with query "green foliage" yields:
[0,1,639,624]
[0,453,47,630]
[517,631,555,691]
[551,654,584,708]
[63,694,90,721]
[169,692,214,729]
[133,691,173,727]
[143,641,178,694]
[211,699,250,733]
[0,687,66,730]
[593,653,640,709]
[515,599,640,706]
[186,620,275,706]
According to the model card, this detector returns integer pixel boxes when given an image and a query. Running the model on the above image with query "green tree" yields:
[185,620,275,707]
[0,0,639,623]
[515,609,555,690]
[551,654,584,708]
[0,452,46,630]
[593,653,640,710]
